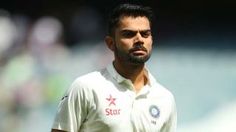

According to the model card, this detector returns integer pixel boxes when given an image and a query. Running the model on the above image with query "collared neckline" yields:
[107,63,130,84]
[106,62,153,87]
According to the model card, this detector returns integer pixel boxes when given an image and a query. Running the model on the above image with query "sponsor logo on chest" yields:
[105,94,121,116]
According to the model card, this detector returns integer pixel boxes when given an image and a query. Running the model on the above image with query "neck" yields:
[113,61,148,93]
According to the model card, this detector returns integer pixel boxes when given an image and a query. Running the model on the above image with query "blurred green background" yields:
[0,0,235,131]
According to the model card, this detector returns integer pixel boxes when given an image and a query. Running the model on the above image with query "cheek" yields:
[116,39,133,50]
[145,39,153,51]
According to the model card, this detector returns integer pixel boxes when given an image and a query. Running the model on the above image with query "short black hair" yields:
[107,3,154,36]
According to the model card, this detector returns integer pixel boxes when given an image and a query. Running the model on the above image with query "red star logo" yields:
[106,94,116,106]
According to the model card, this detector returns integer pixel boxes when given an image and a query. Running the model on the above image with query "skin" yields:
[52,16,153,132]
[105,16,153,93]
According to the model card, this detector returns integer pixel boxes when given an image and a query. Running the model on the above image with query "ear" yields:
[105,36,115,51]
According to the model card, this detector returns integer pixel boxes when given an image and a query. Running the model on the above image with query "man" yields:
[52,3,177,132]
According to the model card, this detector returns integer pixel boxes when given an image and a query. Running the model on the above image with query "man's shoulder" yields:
[71,67,112,87]
[74,69,106,83]
[150,79,175,99]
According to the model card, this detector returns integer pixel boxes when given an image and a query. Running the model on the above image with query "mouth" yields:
[131,50,146,55]
[129,47,147,56]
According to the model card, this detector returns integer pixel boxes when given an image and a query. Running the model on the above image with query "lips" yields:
[132,50,146,55]
[129,46,147,55]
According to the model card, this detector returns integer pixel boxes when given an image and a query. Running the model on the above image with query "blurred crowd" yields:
[0,8,112,132]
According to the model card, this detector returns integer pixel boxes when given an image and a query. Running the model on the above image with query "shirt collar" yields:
[107,63,128,84]
[106,62,154,87]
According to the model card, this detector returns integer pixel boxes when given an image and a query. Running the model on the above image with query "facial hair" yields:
[114,44,151,64]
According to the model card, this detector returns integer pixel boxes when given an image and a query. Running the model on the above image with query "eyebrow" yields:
[120,29,151,33]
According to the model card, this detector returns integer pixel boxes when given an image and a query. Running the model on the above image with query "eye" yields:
[140,30,151,38]
[121,30,137,38]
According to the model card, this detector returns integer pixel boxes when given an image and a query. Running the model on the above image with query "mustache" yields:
[129,45,148,53]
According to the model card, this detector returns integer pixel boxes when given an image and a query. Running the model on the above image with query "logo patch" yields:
[106,94,116,106]
[105,94,121,116]
[149,105,160,118]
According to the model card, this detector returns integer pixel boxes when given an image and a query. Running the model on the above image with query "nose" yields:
[133,32,144,44]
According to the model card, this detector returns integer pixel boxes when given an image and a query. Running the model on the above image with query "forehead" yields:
[117,16,151,31]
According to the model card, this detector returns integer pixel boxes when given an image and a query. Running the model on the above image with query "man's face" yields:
[113,16,153,65]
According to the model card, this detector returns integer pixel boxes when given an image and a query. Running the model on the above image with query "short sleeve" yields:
[52,79,88,131]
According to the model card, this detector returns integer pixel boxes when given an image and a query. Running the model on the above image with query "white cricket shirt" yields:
[52,63,177,132]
